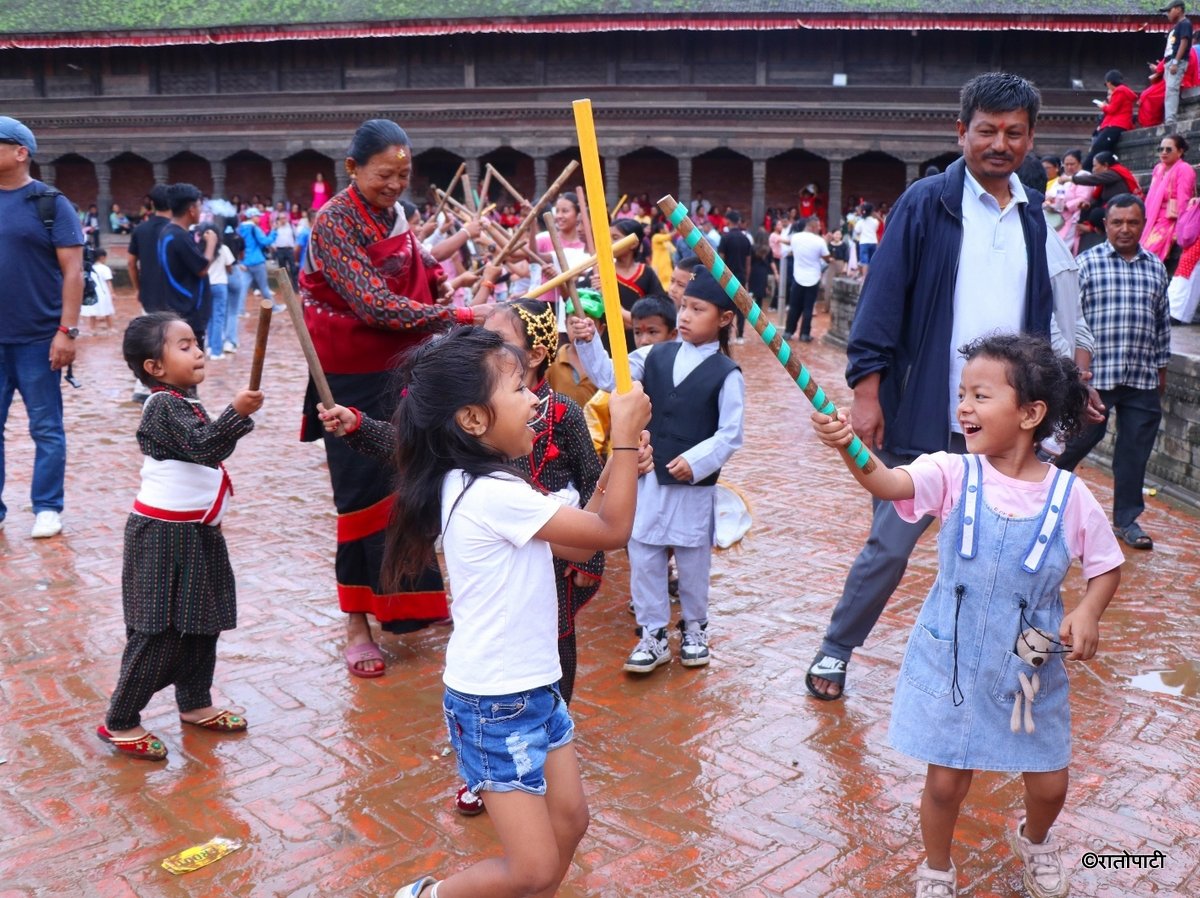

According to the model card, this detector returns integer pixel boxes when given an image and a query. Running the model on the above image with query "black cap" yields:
[1160,1,1185,12]
[683,267,737,312]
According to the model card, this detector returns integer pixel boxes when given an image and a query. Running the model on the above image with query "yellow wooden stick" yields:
[572,98,631,393]
[609,193,628,222]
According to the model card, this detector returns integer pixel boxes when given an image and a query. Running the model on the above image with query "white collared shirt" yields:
[948,169,1029,432]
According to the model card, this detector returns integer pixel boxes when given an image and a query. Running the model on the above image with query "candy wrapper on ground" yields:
[161,837,242,874]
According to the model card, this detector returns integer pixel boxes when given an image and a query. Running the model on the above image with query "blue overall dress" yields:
[889,455,1075,772]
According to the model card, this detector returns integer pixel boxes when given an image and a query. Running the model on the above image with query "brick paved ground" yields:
[2,289,1198,898]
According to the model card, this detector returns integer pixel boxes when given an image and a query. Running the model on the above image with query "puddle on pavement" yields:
[1128,660,1200,697]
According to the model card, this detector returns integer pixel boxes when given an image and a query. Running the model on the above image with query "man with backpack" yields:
[0,116,85,539]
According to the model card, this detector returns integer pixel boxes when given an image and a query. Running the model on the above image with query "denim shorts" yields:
[443,683,574,796]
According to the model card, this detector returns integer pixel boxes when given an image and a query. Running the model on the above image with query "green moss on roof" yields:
[2,0,1172,36]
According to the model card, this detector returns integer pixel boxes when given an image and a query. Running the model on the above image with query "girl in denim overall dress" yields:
[366,327,650,898]
[812,334,1123,898]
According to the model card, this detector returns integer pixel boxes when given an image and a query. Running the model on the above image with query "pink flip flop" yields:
[344,641,386,679]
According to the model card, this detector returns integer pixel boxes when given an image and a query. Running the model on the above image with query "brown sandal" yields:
[181,709,248,732]
[96,724,169,761]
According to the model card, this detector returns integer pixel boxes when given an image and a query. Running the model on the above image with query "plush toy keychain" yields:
[1011,627,1055,734]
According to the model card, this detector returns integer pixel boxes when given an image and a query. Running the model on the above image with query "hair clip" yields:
[401,387,409,398]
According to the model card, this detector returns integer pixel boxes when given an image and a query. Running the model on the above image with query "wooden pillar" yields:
[678,155,693,209]
[751,158,767,230]
[271,158,286,206]
[534,155,548,200]
[604,154,620,207]
[152,160,167,186]
[827,156,846,230]
[211,158,227,200]
[40,161,56,187]
[95,161,112,233]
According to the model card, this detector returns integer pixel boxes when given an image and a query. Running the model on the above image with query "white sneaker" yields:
[623,627,670,674]
[223,341,237,354]
[913,861,957,897]
[31,510,62,539]
[207,351,225,361]
[678,620,710,667]
[1009,819,1069,898]
[735,337,745,345]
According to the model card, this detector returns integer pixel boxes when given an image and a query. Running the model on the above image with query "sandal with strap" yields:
[181,709,248,732]
[96,724,169,761]
[1114,522,1153,550]
[805,651,847,701]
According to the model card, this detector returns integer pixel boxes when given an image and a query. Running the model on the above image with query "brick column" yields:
[152,160,167,186]
[604,154,620,207]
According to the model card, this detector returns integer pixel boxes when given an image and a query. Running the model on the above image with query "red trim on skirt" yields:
[337,583,448,621]
[337,496,391,544]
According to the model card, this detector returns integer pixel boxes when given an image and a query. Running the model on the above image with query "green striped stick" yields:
[659,195,875,472]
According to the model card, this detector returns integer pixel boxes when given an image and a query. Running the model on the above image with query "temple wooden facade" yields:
[0,5,1174,225]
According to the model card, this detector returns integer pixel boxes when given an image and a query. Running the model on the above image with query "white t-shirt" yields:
[853,216,880,245]
[790,231,829,287]
[440,470,563,695]
[207,244,234,286]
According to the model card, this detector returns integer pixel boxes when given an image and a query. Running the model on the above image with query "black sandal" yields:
[1115,523,1153,550]
[805,652,847,701]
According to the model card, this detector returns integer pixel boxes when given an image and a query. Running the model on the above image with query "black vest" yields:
[643,342,739,487]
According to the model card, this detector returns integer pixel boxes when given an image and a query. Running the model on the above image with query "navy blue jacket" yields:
[845,157,1053,458]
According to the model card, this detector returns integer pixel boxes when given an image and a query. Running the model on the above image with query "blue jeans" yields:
[225,267,250,349]
[0,339,66,520]
[1055,385,1162,529]
[245,262,274,303]
[206,283,228,353]
[442,683,574,795]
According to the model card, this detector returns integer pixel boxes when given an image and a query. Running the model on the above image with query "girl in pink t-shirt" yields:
[812,333,1122,898]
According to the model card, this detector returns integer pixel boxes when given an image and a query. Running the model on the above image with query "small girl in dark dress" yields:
[98,312,263,761]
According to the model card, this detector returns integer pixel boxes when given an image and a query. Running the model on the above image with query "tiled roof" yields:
[0,1,1169,40]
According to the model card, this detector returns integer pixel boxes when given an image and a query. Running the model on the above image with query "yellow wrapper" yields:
[161,837,242,875]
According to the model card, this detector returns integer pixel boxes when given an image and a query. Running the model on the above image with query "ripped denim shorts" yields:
[442,683,574,796]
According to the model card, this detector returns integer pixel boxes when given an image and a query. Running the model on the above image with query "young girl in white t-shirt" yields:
[811,333,1122,898]
[342,326,650,898]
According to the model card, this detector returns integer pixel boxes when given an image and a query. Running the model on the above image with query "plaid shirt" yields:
[1076,241,1171,391]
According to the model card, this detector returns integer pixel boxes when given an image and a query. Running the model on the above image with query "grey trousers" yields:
[818,435,965,663]
[629,539,711,631]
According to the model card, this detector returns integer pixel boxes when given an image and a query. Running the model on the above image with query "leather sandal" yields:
[181,709,248,732]
[96,724,168,761]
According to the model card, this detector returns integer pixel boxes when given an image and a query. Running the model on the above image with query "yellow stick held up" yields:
[572,98,631,393]
[609,193,628,222]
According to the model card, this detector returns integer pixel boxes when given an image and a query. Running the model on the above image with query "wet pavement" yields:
[2,289,1198,898]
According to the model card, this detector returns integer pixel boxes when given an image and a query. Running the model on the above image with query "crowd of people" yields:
[0,53,1186,898]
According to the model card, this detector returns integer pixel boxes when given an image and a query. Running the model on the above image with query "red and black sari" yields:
[299,184,472,633]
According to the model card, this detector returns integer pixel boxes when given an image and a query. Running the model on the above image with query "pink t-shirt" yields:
[895,452,1124,580]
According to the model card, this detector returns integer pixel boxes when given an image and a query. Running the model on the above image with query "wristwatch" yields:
[57,325,79,339]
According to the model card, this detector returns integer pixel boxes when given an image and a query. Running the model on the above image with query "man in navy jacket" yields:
[806,72,1054,701]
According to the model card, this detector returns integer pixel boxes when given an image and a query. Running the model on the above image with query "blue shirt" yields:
[0,180,85,343]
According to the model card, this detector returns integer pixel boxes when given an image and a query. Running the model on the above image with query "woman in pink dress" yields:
[311,172,330,210]
[1142,133,1196,262]
[1049,150,1096,254]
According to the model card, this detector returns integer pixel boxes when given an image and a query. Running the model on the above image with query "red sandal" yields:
[181,709,248,732]
[96,724,168,761]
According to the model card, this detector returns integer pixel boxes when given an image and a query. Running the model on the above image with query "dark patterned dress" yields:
[105,388,255,730]
[512,380,605,704]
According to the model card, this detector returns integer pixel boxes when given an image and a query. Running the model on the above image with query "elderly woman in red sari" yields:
[1142,133,1196,264]
[300,119,488,678]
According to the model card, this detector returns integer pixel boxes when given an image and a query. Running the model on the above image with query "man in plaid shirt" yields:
[1055,194,1172,550]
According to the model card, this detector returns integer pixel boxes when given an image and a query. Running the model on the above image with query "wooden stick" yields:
[470,159,580,303]
[524,233,638,299]
[543,211,582,314]
[575,183,596,255]
[478,167,493,210]
[275,276,335,410]
[573,100,630,392]
[609,193,628,222]
[432,162,467,220]
[485,163,529,207]
[247,299,273,391]
[658,194,875,472]
[435,188,554,267]
[461,170,478,214]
